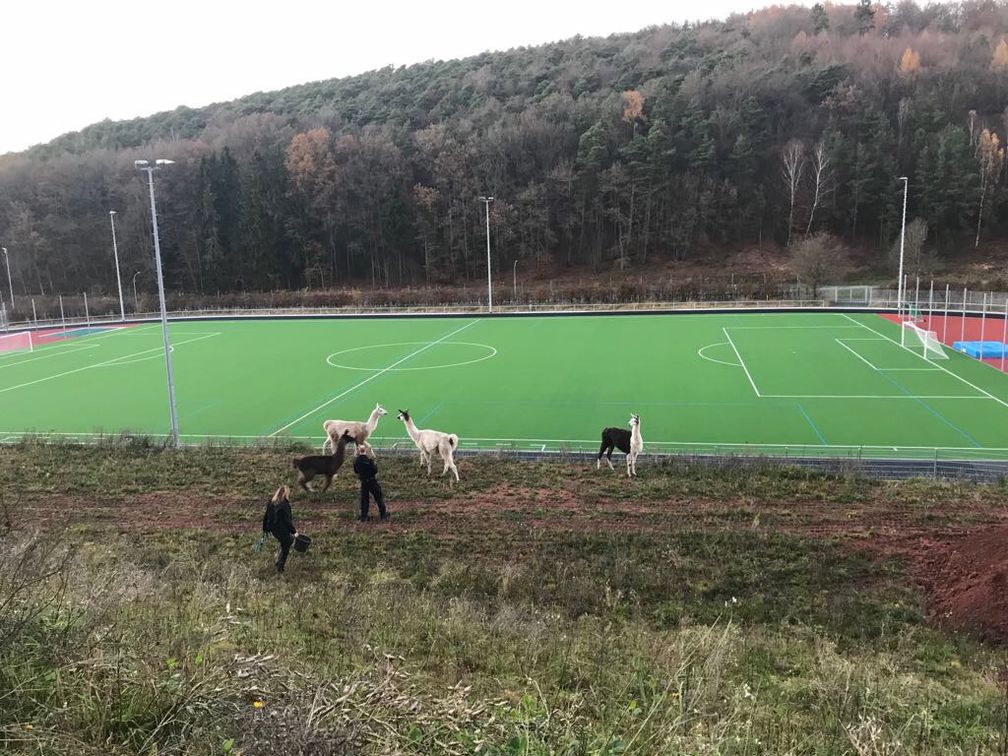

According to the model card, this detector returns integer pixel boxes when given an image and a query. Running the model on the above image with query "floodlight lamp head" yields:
[134,159,149,168]
[109,210,116,216]
[155,159,175,166]
[898,176,908,182]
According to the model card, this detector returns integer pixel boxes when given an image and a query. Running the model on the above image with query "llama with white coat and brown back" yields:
[322,403,387,457]
[396,409,460,483]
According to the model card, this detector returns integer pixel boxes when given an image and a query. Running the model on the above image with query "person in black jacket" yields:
[262,485,298,572]
[353,444,388,522]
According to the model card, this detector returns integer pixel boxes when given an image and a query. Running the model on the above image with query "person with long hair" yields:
[262,485,298,573]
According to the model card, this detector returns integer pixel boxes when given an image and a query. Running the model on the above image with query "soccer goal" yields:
[901,320,948,360]
[0,331,33,355]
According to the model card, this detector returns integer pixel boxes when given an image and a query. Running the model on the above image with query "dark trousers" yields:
[359,478,386,520]
[274,533,293,572]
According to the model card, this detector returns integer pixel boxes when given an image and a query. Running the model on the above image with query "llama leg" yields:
[365,441,376,458]
[447,453,459,483]
[427,451,434,476]
[320,474,333,493]
[297,472,311,492]
[606,448,615,472]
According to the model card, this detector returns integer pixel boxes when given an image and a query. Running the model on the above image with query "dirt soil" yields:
[17,481,1008,643]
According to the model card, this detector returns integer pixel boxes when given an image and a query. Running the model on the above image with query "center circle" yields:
[326,341,497,371]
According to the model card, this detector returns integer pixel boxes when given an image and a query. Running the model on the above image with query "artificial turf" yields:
[2,311,1007,459]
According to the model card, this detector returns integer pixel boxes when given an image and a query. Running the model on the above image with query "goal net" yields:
[901,321,948,360]
[0,331,33,355]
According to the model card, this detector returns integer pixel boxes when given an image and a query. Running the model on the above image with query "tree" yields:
[805,141,833,236]
[992,38,1008,70]
[975,128,1004,248]
[811,3,830,33]
[855,0,876,34]
[899,47,921,76]
[781,140,805,246]
[791,233,850,297]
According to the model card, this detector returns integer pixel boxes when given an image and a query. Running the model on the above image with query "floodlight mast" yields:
[109,211,125,321]
[479,196,494,313]
[1,247,12,311]
[897,177,908,324]
[136,159,180,447]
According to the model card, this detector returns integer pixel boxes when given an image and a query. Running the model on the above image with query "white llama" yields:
[396,409,460,483]
[322,403,387,457]
[627,413,643,477]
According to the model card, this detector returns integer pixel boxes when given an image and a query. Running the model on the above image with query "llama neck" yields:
[404,417,421,442]
[631,423,641,442]
[366,409,382,432]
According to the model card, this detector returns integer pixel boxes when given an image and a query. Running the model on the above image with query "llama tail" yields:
[449,434,458,448]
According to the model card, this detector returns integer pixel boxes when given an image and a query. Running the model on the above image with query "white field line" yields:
[0,324,153,362]
[0,343,102,370]
[269,319,480,437]
[839,313,1008,409]
[0,333,220,395]
[696,342,740,366]
[759,394,988,399]
[721,325,867,329]
[834,339,880,370]
[4,429,1008,455]
[722,328,761,396]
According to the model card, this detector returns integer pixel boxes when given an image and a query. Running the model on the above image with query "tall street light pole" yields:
[479,196,494,313]
[1,247,12,311]
[897,177,908,321]
[109,210,125,321]
[133,271,141,312]
[136,159,180,447]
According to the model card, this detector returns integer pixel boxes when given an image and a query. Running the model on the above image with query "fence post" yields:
[84,292,90,326]
[59,295,66,333]
[31,298,37,324]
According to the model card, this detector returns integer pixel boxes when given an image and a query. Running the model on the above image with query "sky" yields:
[3,0,808,155]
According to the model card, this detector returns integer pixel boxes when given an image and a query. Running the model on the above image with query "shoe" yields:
[380,514,390,522]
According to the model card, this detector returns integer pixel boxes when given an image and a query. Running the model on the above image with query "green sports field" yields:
[3,311,1008,460]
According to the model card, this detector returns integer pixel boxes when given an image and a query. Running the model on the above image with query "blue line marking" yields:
[416,401,444,426]
[874,367,983,448]
[796,402,828,445]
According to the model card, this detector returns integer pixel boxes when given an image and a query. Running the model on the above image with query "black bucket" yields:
[293,533,312,553]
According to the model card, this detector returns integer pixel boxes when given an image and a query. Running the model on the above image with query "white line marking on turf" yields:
[0,343,102,370]
[759,394,987,399]
[697,342,741,366]
[835,339,880,370]
[0,333,220,395]
[839,313,1008,409]
[722,328,761,396]
[269,319,480,437]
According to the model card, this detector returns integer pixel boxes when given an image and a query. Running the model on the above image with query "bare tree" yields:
[781,140,805,246]
[805,141,833,237]
[791,233,850,298]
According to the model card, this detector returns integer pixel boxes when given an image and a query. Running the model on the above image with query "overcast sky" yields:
[3,0,807,155]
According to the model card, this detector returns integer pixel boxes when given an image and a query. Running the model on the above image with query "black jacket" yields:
[264,497,296,539]
[353,454,378,481]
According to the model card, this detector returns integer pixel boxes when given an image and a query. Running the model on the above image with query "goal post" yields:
[0,330,33,355]
[901,321,948,360]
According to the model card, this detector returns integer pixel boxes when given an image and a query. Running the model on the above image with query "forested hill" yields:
[5,1,1008,302]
